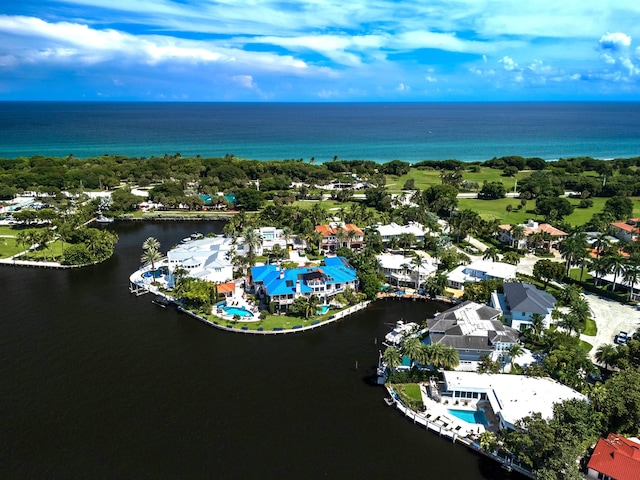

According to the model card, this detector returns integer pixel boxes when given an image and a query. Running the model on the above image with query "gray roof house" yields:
[426,300,520,372]
[490,282,556,331]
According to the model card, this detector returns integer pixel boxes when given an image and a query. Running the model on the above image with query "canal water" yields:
[0,222,524,479]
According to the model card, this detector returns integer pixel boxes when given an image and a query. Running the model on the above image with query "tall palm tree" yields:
[142,236,160,252]
[510,224,526,249]
[382,346,402,370]
[559,312,582,336]
[559,232,589,277]
[605,252,625,291]
[241,228,263,262]
[591,256,610,286]
[623,262,640,301]
[508,344,523,370]
[570,297,591,324]
[141,247,163,272]
[303,294,320,319]
[411,254,423,290]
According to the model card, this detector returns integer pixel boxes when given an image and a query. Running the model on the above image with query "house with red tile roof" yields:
[315,222,364,252]
[498,220,567,250]
[610,218,640,242]
[587,433,640,480]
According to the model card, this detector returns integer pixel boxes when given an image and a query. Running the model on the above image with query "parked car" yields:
[616,331,629,345]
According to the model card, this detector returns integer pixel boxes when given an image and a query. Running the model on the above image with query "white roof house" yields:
[167,236,234,284]
[376,253,437,287]
[447,259,517,290]
[375,222,429,243]
[442,371,586,430]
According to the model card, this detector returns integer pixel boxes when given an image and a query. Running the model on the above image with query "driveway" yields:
[580,293,640,359]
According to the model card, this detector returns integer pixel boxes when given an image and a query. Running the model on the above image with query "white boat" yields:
[383,320,418,347]
[96,214,114,224]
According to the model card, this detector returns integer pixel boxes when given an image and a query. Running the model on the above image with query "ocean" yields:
[1,102,639,162]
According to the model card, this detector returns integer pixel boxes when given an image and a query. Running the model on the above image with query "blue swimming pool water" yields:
[447,409,489,426]
[222,306,253,317]
[316,305,330,315]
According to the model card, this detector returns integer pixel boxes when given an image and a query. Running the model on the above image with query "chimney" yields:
[295,280,301,293]
[279,269,284,279]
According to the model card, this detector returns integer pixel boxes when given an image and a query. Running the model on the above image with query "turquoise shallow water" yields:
[1,102,639,162]
[448,408,490,426]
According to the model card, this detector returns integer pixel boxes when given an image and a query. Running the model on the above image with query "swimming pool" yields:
[447,409,489,426]
[222,306,253,317]
[316,305,330,315]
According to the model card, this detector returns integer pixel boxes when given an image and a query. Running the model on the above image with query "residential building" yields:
[315,223,364,252]
[236,226,293,256]
[376,253,437,288]
[587,433,640,480]
[610,218,640,242]
[426,301,520,371]
[446,259,517,290]
[498,220,567,250]
[250,256,358,311]
[166,236,234,284]
[375,221,428,244]
[490,282,556,331]
[441,371,586,430]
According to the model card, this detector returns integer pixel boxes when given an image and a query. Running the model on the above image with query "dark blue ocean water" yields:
[1,102,640,162]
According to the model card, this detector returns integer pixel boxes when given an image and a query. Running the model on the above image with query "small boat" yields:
[152,296,171,308]
[384,397,395,406]
[96,214,114,224]
[383,320,418,347]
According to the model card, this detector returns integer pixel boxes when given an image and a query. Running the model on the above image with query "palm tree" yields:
[559,232,589,277]
[623,262,640,301]
[595,343,618,371]
[592,234,610,258]
[141,247,163,272]
[439,346,460,370]
[241,228,263,263]
[510,224,526,249]
[303,294,320,319]
[398,232,416,255]
[482,247,499,262]
[591,256,610,286]
[605,252,625,291]
[508,344,523,370]
[502,250,521,265]
[525,313,545,341]
[335,227,348,249]
[142,236,160,252]
[410,254,425,290]
[382,346,402,370]
[401,337,423,368]
[281,226,293,248]
[570,297,591,324]
[559,312,582,336]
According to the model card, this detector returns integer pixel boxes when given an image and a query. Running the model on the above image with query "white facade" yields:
[376,253,437,287]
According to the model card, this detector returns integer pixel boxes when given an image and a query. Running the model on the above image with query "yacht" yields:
[383,320,418,347]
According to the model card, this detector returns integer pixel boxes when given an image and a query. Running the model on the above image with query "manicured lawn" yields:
[457,197,538,224]
[20,240,69,261]
[579,340,593,354]
[0,225,19,236]
[0,237,23,258]
[386,166,532,192]
[395,383,423,403]
[583,318,597,336]
[201,307,343,331]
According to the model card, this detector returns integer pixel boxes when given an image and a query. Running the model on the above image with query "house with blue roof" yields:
[250,256,358,311]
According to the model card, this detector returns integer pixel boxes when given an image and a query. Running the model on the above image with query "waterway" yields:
[0,221,524,479]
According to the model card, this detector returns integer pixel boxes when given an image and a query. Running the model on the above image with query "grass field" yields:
[386,166,531,192]
[0,237,23,258]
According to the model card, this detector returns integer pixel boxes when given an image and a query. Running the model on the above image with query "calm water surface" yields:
[0,222,524,479]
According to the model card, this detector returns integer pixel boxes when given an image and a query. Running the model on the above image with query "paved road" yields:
[580,293,640,360]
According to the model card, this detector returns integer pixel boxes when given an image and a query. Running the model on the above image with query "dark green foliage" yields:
[603,195,634,220]
[478,181,506,199]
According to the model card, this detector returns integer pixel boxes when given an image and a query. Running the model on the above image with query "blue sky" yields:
[1,0,640,101]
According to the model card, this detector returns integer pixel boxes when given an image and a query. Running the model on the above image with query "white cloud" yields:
[500,56,518,71]
[425,75,437,83]
[599,32,632,51]
[396,82,410,92]
[232,75,256,89]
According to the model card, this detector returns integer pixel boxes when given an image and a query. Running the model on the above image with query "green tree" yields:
[595,343,618,371]
[401,337,423,368]
[382,346,402,370]
[141,247,163,272]
[533,259,565,289]
[558,232,588,277]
